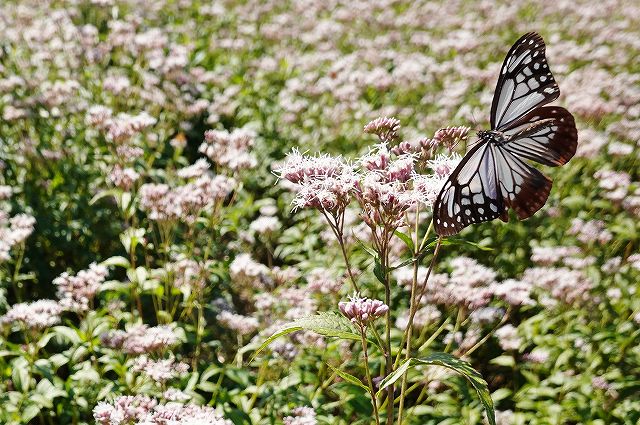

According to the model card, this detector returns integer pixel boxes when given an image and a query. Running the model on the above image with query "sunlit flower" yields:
[101,324,181,354]
[495,324,521,350]
[0,300,63,330]
[199,128,257,170]
[363,116,400,142]
[54,262,108,312]
[284,406,317,425]
[217,311,260,335]
[133,355,189,383]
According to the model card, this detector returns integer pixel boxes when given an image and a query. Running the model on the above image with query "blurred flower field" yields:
[0,0,639,424]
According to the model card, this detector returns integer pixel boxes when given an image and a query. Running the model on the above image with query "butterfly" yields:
[433,32,578,236]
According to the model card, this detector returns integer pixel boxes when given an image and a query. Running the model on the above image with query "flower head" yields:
[363,116,401,142]
[338,293,388,327]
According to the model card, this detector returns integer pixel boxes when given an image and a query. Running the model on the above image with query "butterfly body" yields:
[433,32,578,236]
[477,130,508,145]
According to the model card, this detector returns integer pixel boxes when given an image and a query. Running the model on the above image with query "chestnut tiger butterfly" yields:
[433,32,578,236]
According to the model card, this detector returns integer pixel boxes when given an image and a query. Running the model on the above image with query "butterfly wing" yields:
[490,32,560,131]
[433,142,505,236]
[493,145,552,220]
[502,106,578,166]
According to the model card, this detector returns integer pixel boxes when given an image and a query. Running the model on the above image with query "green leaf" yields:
[373,258,385,284]
[100,256,130,269]
[249,312,360,362]
[426,238,492,251]
[377,353,495,425]
[50,326,81,344]
[376,358,413,397]
[90,189,120,205]
[355,237,377,258]
[394,230,414,251]
[326,363,369,391]
[21,404,40,423]
[12,357,30,392]
[390,257,415,270]
[490,355,515,367]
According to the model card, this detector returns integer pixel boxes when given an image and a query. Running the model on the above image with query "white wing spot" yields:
[465,209,471,216]
[478,207,484,214]
[490,204,498,212]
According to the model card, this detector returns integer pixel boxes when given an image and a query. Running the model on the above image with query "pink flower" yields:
[363,116,401,142]
[338,293,388,326]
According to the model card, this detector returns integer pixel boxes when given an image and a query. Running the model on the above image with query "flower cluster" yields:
[217,311,260,336]
[0,300,63,330]
[132,356,189,383]
[568,218,613,244]
[432,126,470,152]
[522,267,593,305]
[363,116,401,142]
[274,150,357,215]
[199,128,257,171]
[109,165,141,191]
[54,262,108,312]
[229,253,270,290]
[0,212,36,261]
[167,257,210,292]
[101,324,181,354]
[283,406,318,425]
[139,174,235,223]
[495,324,521,351]
[425,257,497,309]
[338,294,388,327]
[87,108,156,144]
[93,395,232,425]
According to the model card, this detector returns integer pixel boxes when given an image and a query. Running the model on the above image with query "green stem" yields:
[361,327,381,425]
[444,307,465,353]
[11,243,25,302]
[394,236,443,369]
[397,214,424,424]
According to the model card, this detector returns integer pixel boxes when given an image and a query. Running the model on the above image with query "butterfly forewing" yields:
[434,142,504,236]
[490,32,559,131]
[502,106,578,166]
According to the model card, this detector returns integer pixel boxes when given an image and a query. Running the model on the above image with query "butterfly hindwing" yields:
[434,142,504,236]
[502,106,578,166]
[494,146,552,220]
[490,32,559,131]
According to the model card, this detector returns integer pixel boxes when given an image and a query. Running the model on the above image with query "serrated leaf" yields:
[377,353,495,425]
[249,312,360,362]
[326,363,369,391]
